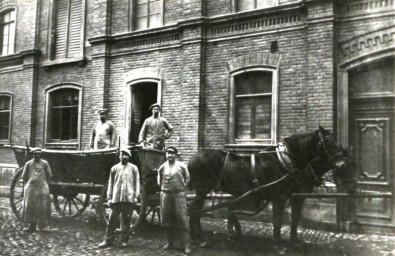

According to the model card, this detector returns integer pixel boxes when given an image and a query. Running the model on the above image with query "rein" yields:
[188,173,290,215]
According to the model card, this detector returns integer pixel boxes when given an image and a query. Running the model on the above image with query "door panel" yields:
[348,58,394,230]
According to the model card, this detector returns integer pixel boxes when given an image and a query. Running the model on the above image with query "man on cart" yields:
[90,109,117,150]
[138,103,173,150]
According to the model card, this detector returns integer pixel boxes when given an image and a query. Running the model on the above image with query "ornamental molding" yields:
[0,0,16,8]
[227,52,281,72]
[124,67,163,84]
[338,26,395,65]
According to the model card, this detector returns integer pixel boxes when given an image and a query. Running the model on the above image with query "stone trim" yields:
[338,26,395,66]
[338,0,394,16]
[227,52,281,72]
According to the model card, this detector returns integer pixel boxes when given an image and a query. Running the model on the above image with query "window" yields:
[0,94,11,141]
[229,69,278,144]
[51,0,84,59]
[237,0,277,12]
[131,0,163,31]
[48,88,79,141]
[0,9,16,56]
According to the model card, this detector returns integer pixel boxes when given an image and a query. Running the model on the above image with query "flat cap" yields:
[30,148,42,153]
[97,109,108,114]
[165,146,178,154]
[149,103,161,111]
[120,147,132,157]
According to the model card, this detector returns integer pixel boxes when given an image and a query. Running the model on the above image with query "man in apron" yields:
[138,103,173,150]
[90,109,117,150]
[157,146,191,254]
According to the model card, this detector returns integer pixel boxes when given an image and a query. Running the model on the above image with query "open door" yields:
[130,82,158,144]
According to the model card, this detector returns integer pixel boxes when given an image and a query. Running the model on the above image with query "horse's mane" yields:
[283,130,320,168]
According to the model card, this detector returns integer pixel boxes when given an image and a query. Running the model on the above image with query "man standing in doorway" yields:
[90,109,117,150]
[138,103,173,150]
[157,146,191,254]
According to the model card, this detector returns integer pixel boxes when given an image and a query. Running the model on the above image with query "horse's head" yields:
[317,125,338,160]
[331,146,358,194]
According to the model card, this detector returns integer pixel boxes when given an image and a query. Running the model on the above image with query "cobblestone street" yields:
[0,197,394,256]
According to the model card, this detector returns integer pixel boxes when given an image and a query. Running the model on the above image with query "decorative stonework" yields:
[339,27,395,64]
[340,0,394,15]
[124,67,163,83]
[209,13,303,37]
[112,34,180,52]
[0,0,16,8]
[227,52,281,72]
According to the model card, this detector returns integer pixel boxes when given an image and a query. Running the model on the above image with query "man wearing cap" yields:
[90,109,117,150]
[22,148,52,232]
[138,103,173,150]
[157,146,191,254]
[99,147,140,248]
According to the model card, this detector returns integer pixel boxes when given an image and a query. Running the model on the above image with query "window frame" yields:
[44,84,82,148]
[0,7,16,56]
[0,92,12,143]
[47,0,86,61]
[129,0,164,31]
[228,67,278,145]
[233,0,279,12]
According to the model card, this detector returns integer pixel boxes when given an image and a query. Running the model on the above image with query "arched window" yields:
[45,85,82,146]
[229,68,278,145]
[0,9,16,56]
[0,94,11,141]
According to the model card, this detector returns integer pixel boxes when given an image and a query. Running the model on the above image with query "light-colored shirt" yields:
[138,116,173,149]
[158,161,190,193]
[90,120,117,150]
[107,162,140,204]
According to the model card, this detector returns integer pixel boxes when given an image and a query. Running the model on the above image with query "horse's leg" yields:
[290,197,306,244]
[272,196,287,245]
[226,209,241,236]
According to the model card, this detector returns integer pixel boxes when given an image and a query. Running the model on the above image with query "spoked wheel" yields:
[10,167,24,220]
[53,191,90,218]
[99,184,147,232]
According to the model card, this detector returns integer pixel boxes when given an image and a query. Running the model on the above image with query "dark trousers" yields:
[104,202,134,243]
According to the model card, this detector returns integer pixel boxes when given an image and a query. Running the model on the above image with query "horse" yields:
[188,126,356,247]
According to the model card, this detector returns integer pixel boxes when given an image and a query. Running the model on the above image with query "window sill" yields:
[42,57,85,69]
[225,143,277,153]
[0,140,11,146]
[45,142,79,150]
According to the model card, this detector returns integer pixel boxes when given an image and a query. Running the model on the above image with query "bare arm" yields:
[45,161,52,180]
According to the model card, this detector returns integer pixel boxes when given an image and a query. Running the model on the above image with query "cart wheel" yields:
[99,184,147,232]
[10,167,24,220]
[53,192,90,218]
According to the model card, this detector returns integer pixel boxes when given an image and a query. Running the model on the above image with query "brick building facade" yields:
[0,0,394,233]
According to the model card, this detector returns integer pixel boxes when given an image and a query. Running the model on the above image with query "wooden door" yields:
[348,58,395,233]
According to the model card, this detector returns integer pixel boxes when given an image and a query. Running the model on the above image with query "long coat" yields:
[22,158,52,223]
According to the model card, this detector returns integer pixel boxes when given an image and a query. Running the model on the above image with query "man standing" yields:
[138,103,173,150]
[22,148,52,232]
[90,109,117,150]
[99,148,140,248]
[157,146,191,254]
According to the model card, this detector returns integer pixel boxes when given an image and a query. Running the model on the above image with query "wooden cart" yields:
[5,145,165,232]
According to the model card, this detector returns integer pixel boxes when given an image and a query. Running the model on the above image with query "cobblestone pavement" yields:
[0,197,394,256]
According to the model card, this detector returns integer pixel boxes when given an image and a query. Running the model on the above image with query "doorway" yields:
[130,82,158,143]
[348,57,394,232]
